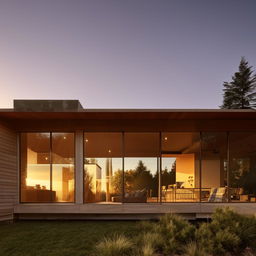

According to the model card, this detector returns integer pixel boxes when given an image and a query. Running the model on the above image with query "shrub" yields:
[158,214,196,255]
[196,208,256,255]
[95,208,256,256]
[95,234,133,256]
[138,232,164,251]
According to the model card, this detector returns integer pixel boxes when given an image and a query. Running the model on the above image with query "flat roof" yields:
[1,108,256,120]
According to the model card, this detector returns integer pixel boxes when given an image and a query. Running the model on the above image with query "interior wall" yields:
[176,154,195,187]
[0,123,17,221]
[201,159,221,188]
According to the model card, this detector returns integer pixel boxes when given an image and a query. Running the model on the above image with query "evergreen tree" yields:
[221,57,256,109]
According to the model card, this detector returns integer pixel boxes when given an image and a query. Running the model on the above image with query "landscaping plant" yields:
[94,208,256,256]
[95,234,133,256]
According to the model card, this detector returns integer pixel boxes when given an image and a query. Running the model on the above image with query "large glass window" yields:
[201,133,228,202]
[84,133,123,203]
[229,133,256,202]
[52,133,75,202]
[161,133,200,202]
[20,132,74,203]
[124,133,159,203]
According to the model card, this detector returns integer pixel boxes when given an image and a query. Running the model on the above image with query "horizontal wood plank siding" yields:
[0,123,17,221]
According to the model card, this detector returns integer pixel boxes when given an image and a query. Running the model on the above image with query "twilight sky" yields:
[1,0,256,109]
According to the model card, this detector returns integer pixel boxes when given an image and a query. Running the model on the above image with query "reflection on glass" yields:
[52,133,75,202]
[84,158,123,203]
[124,133,159,203]
[201,133,228,202]
[229,133,256,202]
[20,132,75,203]
[84,133,123,203]
[124,158,158,203]
[161,133,200,202]
[21,133,52,202]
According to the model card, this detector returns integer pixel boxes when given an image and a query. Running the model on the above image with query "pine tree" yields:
[221,57,256,109]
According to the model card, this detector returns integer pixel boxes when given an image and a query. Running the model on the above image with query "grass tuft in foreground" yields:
[95,234,133,256]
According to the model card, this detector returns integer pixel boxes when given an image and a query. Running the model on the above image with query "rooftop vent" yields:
[14,100,84,112]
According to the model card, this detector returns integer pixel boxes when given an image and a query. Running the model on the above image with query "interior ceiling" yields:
[162,133,200,153]
[22,132,256,158]
[23,133,74,158]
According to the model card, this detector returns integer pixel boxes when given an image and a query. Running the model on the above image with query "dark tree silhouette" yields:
[221,57,256,109]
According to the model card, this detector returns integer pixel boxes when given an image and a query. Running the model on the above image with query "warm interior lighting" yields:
[164,137,168,141]
[108,149,111,153]
[63,136,66,140]
[85,139,89,143]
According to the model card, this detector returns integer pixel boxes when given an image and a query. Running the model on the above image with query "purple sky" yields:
[1,0,256,109]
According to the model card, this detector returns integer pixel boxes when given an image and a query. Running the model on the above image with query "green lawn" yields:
[0,220,138,256]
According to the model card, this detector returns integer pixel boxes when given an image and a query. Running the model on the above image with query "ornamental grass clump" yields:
[183,241,207,256]
[135,231,165,256]
[95,234,133,256]
[196,208,256,255]
[140,242,155,256]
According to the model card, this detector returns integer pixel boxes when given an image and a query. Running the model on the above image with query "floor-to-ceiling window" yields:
[201,132,228,202]
[20,130,256,204]
[124,133,159,203]
[84,133,123,203]
[52,133,75,202]
[229,132,256,202]
[161,132,200,202]
[20,132,75,203]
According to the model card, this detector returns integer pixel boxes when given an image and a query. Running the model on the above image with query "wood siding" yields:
[0,123,17,221]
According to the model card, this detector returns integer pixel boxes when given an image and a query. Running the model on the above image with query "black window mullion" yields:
[122,131,125,204]
[227,132,230,202]
[50,132,53,202]
[159,132,162,204]
[199,132,202,203]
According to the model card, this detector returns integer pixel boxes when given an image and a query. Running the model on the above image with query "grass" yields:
[0,220,138,256]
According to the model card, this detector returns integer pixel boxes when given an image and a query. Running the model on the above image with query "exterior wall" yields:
[0,123,17,221]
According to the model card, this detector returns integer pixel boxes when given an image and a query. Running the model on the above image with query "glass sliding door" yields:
[124,133,159,203]
[229,132,256,202]
[84,133,123,203]
[161,133,200,202]
[201,132,228,202]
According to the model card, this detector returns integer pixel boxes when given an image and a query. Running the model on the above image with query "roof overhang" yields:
[1,109,256,121]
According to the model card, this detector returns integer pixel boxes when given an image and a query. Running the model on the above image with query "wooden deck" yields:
[14,203,256,220]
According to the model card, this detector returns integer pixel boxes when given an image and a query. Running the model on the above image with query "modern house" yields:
[1,99,256,221]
